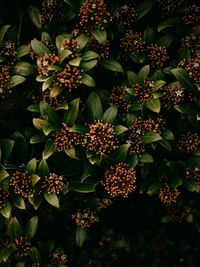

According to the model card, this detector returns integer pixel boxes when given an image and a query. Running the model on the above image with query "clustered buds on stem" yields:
[186,167,200,184]
[181,33,200,56]
[56,64,83,92]
[37,53,60,77]
[97,198,113,210]
[12,236,32,257]
[28,38,55,61]
[119,32,145,60]
[147,44,168,69]
[1,41,17,58]
[183,5,200,25]
[60,38,79,55]
[101,163,137,198]
[0,65,12,97]
[53,123,81,152]
[159,182,180,205]
[134,80,154,104]
[82,120,118,155]
[178,58,200,84]
[10,170,33,198]
[157,0,184,16]
[41,0,64,25]
[40,173,65,195]
[49,248,68,264]
[113,4,137,29]
[162,83,185,109]
[108,85,131,115]
[72,208,99,229]
[42,89,66,108]
[76,0,110,35]
[87,39,110,60]
[176,132,200,153]
[0,188,10,210]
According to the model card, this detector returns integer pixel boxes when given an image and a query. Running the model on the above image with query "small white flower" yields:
[175,90,183,97]
[42,60,49,66]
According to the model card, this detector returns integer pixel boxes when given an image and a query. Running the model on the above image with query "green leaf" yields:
[100,58,124,72]
[30,133,46,144]
[44,191,59,208]
[16,45,30,58]
[135,0,156,21]
[59,49,72,64]
[31,39,51,57]
[81,163,94,182]
[27,104,40,113]
[158,139,172,151]
[55,102,69,110]
[138,65,150,85]
[103,106,117,123]
[38,159,50,177]
[76,227,87,247]
[179,46,190,61]
[10,75,26,88]
[31,174,40,187]
[128,154,138,168]
[26,158,37,175]
[169,177,182,188]
[0,168,9,182]
[162,129,174,141]
[80,59,97,72]
[28,6,42,28]
[24,216,38,240]
[153,80,166,91]
[70,179,99,193]
[86,91,103,122]
[157,16,182,32]
[41,32,52,42]
[33,118,52,130]
[0,200,11,219]
[0,139,15,160]
[147,181,161,195]
[127,71,137,86]
[68,57,82,67]
[13,195,26,209]
[114,144,130,163]
[171,68,196,93]
[42,75,56,91]
[114,125,129,135]
[65,147,77,159]
[29,247,41,263]
[143,26,155,45]
[91,29,107,45]
[76,34,90,52]
[0,25,10,45]
[157,35,173,48]
[145,98,161,113]
[43,125,58,136]
[43,139,56,160]
[141,131,162,144]
[39,101,60,126]
[82,51,99,61]
[0,247,12,262]
[7,217,23,240]
[64,98,80,126]
[81,73,95,87]
[70,124,89,134]
[139,152,154,163]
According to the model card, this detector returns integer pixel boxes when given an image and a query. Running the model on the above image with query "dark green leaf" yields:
[141,131,162,144]
[114,144,130,162]
[28,6,42,28]
[13,195,26,209]
[0,200,11,219]
[143,26,155,45]
[64,98,80,126]
[38,159,50,177]
[80,59,97,72]
[127,71,137,86]
[103,106,117,123]
[43,139,56,160]
[30,133,46,144]
[114,125,129,135]
[100,58,124,72]
[171,68,196,93]
[162,129,174,141]
[82,51,99,61]
[0,25,10,45]
[0,139,15,160]
[139,152,154,163]
[135,0,156,21]
[158,16,182,32]
[86,91,103,122]
[81,73,95,87]
[16,45,30,58]
[91,29,107,45]
[7,217,23,240]
[24,216,38,240]
[31,39,51,57]
[76,227,87,247]
[39,101,60,126]
[145,98,161,113]
[10,75,26,88]
[128,154,138,168]
[138,65,150,85]
[44,191,59,208]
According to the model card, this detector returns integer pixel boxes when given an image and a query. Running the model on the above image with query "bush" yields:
[0,0,200,266]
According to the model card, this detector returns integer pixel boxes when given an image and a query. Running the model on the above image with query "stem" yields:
[17,13,23,46]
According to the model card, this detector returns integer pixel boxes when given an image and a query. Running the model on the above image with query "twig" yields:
[17,13,23,46]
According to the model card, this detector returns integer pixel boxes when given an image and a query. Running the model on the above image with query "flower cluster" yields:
[83,120,118,155]
[72,208,99,229]
[127,117,162,155]
[108,85,131,115]
[176,132,200,153]
[97,198,113,210]
[42,89,66,109]
[179,58,200,84]
[183,5,200,25]
[162,83,185,109]
[12,236,32,257]
[0,188,10,211]
[186,167,200,184]
[157,0,184,16]
[56,64,83,92]
[181,33,200,56]
[159,182,180,205]
[37,53,60,77]
[87,38,110,60]
[168,206,186,223]
[119,32,145,60]
[28,38,55,61]
[60,38,79,56]
[41,0,64,25]
[1,41,17,59]
[0,65,12,97]
[147,44,168,69]
[113,4,137,29]
[53,123,81,152]
[101,163,137,198]
[134,80,154,104]
[76,0,110,35]
[0,235,9,249]
[10,170,33,198]
[49,248,68,265]
[40,173,65,195]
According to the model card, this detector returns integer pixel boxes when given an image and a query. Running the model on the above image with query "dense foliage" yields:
[1,0,200,266]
